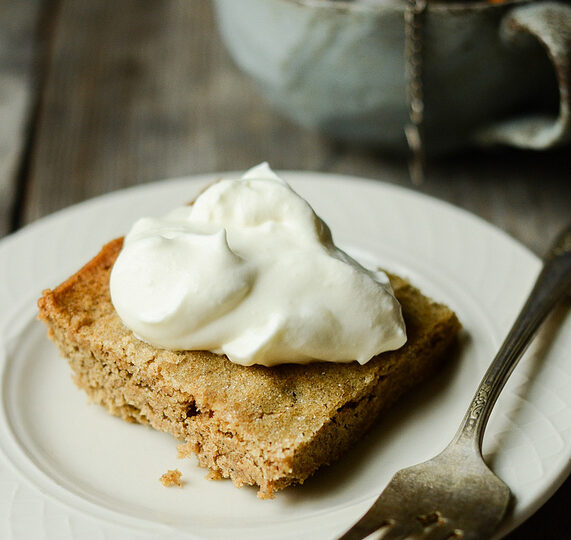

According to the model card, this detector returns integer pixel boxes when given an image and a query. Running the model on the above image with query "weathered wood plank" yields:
[0,0,41,236]
[326,145,570,256]
[21,0,334,226]
[21,0,569,255]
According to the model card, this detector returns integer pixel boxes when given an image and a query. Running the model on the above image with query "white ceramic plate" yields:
[0,172,569,540]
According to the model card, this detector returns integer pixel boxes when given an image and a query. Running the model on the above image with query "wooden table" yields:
[1,1,569,538]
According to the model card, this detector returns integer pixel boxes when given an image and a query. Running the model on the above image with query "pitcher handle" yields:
[476,1,571,150]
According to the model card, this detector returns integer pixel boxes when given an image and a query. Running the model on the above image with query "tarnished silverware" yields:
[339,224,571,540]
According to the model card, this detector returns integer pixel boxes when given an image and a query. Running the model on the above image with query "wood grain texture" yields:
[19,0,570,255]
[0,0,41,235]
[21,0,334,226]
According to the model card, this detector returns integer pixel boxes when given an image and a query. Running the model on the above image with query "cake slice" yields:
[38,237,460,499]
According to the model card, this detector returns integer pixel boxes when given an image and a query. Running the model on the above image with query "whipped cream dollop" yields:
[110,163,406,366]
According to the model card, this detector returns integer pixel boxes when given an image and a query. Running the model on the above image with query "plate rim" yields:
[0,170,568,540]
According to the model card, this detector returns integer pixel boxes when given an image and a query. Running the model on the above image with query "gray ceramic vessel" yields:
[214,0,571,153]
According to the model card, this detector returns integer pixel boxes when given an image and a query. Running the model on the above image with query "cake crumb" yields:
[160,469,183,488]
[177,441,197,459]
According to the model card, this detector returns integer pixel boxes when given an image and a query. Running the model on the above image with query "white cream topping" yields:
[110,163,406,366]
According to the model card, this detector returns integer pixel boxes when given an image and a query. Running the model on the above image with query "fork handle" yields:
[454,224,571,451]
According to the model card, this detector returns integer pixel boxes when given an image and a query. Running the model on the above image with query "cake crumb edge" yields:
[160,469,183,488]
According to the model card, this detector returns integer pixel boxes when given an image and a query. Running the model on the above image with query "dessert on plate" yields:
[38,164,460,498]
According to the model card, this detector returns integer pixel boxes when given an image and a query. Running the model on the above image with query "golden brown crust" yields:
[38,239,461,498]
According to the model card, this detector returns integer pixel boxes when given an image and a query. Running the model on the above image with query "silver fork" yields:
[338,224,571,540]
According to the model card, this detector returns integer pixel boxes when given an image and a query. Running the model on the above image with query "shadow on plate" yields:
[280,333,468,506]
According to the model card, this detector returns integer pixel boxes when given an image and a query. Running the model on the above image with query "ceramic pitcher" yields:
[214,0,571,154]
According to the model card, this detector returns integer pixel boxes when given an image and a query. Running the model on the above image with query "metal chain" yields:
[404,0,427,184]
